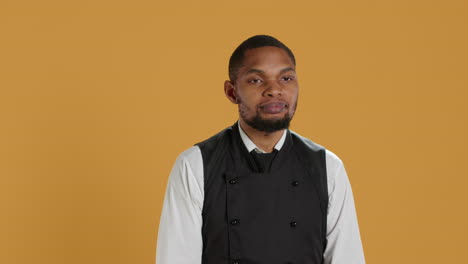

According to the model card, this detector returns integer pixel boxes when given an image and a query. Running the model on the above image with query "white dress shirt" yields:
[156,124,366,264]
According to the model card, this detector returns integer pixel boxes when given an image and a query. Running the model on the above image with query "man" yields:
[156,35,365,264]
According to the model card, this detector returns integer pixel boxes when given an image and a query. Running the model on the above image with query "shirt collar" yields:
[237,121,287,154]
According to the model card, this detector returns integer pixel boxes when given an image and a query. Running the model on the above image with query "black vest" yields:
[196,123,328,264]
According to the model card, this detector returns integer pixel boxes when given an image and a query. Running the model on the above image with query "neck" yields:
[239,119,285,153]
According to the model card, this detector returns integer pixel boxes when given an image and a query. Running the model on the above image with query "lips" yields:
[259,101,287,114]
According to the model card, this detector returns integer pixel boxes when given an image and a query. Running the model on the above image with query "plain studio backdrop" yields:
[1,0,467,263]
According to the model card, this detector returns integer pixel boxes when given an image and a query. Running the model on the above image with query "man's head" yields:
[224,35,299,133]
[228,35,296,83]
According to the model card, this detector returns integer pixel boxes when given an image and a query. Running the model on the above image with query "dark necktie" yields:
[250,149,278,173]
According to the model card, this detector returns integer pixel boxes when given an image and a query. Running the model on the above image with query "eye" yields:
[281,76,295,81]
[248,78,263,84]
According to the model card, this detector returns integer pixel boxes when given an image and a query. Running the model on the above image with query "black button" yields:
[231,219,239,225]
[291,180,299,187]
[290,221,297,228]
[229,179,237,184]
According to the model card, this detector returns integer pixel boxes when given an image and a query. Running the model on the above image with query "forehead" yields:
[241,46,295,71]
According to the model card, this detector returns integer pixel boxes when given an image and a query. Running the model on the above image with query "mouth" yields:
[259,101,288,114]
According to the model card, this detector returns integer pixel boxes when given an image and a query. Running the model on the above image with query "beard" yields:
[244,114,292,133]
[238,98,297,133]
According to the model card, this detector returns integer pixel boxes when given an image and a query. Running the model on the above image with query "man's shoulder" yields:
[169,124,235,170]
[289,129,325,152]
[325,148,344,167]
[289,129,344,166]
[177,145,202,163]
[194,125,236,165]
[195,126,233,150]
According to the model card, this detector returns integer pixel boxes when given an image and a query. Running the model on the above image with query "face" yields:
[225,46,299,132]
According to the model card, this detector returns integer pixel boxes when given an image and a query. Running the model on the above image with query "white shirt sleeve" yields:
[323,150,366,264]
[156,146,204,264]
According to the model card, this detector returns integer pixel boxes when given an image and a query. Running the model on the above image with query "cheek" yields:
[238,99,256,113]
[288,89,299,103]
[237,90,259,106]
[291,85,299,96]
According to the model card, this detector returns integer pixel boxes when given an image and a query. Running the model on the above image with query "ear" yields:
[224,80,238,104]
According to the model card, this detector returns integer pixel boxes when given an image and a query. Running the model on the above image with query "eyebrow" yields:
[245,68,264,75]
[280,67,296,74]
[245,67,296,75]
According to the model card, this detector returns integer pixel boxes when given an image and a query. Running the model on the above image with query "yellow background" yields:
[1,0,467,263]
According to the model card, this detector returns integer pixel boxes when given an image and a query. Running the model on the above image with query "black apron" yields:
[197,122,328,264]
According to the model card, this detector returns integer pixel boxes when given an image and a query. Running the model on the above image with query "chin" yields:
[245,114,292,133]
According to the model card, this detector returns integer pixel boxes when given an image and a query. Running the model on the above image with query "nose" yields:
[264,80,282,97]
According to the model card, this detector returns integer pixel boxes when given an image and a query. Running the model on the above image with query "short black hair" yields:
[228,35,296,82]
